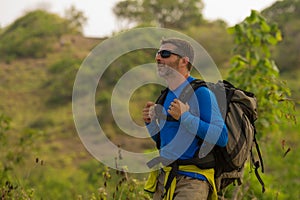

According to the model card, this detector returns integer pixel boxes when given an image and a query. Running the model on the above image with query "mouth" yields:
[157,63,166,68]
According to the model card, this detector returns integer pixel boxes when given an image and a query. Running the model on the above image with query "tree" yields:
[227,10,296,137]
[64,5,87,34]
[185,21,233,68]
[224,10,297,199]
[47,56,82,105]
[113,0,204,29]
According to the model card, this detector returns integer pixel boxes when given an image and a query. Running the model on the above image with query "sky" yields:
[0,0,277,38]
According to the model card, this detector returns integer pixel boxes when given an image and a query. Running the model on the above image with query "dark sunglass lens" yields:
[160,50,172,58]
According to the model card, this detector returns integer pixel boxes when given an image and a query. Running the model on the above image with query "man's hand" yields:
[168,99,190,120]
[142,101,156,123]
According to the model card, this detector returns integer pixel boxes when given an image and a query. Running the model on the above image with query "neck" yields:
[166,73,190,90]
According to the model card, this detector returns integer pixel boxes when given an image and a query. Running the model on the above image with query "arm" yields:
[142,101,160,142]
[145,121,160,142]
[169,87,228,147]
[182,87,227,147]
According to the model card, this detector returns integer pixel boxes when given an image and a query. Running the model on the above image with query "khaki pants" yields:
[153,172,210,200]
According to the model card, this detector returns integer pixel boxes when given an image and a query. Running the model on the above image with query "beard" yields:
[157,59,180,78]
[157,63,173,77]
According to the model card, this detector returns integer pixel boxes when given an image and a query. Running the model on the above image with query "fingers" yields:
[167,99,181,120]
[168,99,181,110]
[143,99,189,122]
[142,107,151,123]
[143,101,155,123]
[167,99,189,120]
[146,101,155,108]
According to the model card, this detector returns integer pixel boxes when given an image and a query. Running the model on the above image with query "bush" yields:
[0,10,71,59]
[46,56,82,105]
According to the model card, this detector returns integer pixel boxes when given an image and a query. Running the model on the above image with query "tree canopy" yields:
[113,0,205,29]
[64,5,88,34]
[227,10,296,136]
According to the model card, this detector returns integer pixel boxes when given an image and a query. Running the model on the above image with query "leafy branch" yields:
[227,10,296,136]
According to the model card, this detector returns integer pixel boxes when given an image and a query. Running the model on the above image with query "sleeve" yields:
[145,121,160,143]
[180,87,228,147]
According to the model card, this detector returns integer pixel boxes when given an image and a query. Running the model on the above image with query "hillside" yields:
[0,34,104,151]
[0,33,107,198]
[1,37,299,200]
[0,6,299,200]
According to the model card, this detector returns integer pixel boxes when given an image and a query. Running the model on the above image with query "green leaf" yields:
[266,35,279,45]
[260,20,271,32]
[227,26,236,35]
[275,30,282,42]
[235,24,244,36]
[271,60,280,73]
[247,10,259,23]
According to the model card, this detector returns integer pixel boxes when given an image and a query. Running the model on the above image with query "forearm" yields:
[180,112,228,147]
[146,121,160,142]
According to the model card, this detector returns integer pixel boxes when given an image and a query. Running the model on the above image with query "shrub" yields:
[0,10,71,59]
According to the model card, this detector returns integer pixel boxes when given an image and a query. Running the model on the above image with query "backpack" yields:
[150,79,265,193]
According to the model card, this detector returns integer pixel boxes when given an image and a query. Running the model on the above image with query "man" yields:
[143,38,228,200]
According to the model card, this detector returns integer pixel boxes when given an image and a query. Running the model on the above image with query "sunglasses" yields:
[156,50,181,58]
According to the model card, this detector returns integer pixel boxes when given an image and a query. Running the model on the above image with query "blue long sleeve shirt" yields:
[146,76,228,180]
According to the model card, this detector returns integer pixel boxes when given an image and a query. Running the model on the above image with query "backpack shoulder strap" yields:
[155,87,169,105]
[156,79,207,105]
[155,87,178,122]
[179,79,207,103]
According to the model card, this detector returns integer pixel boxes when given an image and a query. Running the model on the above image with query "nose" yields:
[155,53,162,62]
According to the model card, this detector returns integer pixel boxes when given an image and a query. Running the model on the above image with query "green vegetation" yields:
[262,0,300,72]
[0,1,299,199]
[227,10,295,136]
[0,9,86,62]
[113,0,205,29]
[220,10,297,199]
[0,10,67,60]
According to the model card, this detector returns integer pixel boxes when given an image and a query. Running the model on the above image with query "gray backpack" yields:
[202,80,265,193]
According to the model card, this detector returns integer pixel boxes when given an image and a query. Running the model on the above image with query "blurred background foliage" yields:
[0,0,299,199]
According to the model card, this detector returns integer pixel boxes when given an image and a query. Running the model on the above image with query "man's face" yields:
[156,43,181,78]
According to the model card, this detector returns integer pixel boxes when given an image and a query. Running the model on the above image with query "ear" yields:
[181,57,190,67]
